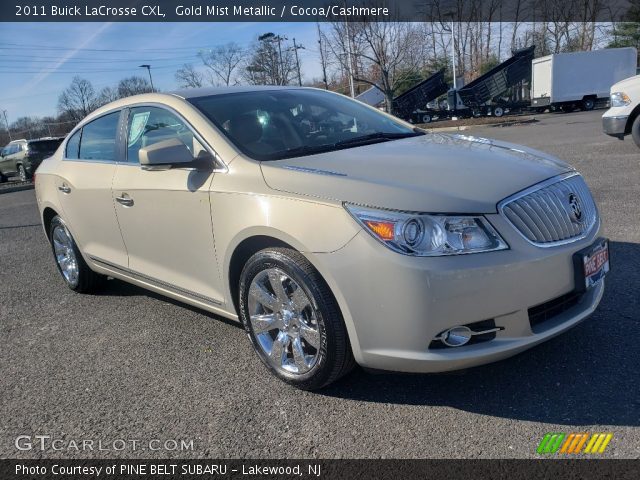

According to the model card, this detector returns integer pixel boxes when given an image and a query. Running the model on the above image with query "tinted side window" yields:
[65,130,81,159]
[126,106,201,163]
[78,112,120,161]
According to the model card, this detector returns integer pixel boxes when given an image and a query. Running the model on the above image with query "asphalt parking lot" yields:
[0,109,638,459]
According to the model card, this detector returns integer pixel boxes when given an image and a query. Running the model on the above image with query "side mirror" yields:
[139,138,198,171]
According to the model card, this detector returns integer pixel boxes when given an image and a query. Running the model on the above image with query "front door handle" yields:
[115,194,134,207]
[58,184,71,194]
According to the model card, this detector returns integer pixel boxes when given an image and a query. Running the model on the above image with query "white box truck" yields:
[531,47,637,112]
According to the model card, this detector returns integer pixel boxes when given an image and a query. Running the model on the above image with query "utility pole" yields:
[2,110,11,141]
[138,64,155,91]
[343,18,355,97]
[450,20,457,90]
[290,38,305,86]
[317,23,329,89]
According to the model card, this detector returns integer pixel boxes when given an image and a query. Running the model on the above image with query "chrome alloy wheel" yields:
[248,268,321,375]
[52,224,79,288]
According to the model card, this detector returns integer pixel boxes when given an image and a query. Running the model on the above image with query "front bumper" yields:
[602,115,628,137]
[313,214,605,373]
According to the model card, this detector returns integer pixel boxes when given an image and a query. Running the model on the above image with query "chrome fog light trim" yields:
[435,325,503,348]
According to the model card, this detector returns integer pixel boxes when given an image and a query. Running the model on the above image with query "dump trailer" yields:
[457,45,535,117]
[531,47,637,111]
[392,69,449,123]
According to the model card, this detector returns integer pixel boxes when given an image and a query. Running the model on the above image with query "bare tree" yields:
[57,76,99,122]
[199,43,246,86]
[327,21,422,111]
[175,63,205,88]
[117,76,153,98]
[243,36,297,85]
[96,86,119,107]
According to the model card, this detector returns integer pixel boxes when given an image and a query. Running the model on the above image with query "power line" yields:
[0,63,187,74]
[0,42,219,52]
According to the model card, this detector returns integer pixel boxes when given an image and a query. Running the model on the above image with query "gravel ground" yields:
[0,109,638,459]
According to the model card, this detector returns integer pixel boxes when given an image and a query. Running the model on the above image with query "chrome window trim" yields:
[119,102,228,173]
[497,171,599,248]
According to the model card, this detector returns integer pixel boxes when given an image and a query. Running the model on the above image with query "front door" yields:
[111,105,224,305]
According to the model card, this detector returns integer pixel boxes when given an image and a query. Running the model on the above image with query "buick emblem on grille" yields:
[568,193,583,223]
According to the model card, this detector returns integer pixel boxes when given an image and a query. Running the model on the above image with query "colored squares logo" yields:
[537,433,613,454]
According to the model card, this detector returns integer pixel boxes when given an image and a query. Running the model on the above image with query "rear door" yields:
[55,111,129,268]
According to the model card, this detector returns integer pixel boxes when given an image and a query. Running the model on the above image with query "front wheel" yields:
[493,106,504,117]
[239,248,354,390]
[631,115,640,149]
[49,216,106,292]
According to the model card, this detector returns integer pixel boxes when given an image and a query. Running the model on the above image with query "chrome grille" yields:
[499,173,597,246]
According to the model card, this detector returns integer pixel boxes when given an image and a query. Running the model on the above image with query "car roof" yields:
[170,85,301,99]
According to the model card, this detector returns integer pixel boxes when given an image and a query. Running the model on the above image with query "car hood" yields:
[611,74,640,92]
[260,133,573,213]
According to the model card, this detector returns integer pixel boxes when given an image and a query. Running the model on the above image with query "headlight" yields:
[345,204,508,256]
[610,92,631,107]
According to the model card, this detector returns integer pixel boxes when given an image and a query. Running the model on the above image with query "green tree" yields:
[608,0,640,62]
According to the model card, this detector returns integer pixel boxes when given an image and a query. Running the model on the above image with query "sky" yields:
[0,22,325,123]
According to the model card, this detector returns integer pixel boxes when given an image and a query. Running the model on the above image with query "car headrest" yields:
[228,114,262,145]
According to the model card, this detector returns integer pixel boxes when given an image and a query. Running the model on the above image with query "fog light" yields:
[441,326,473,347]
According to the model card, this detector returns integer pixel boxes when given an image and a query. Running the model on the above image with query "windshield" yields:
[189,89,420,161]
[28,139,63,153]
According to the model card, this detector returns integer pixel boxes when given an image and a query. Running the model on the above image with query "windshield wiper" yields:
[265,130,424,161]
[333,131,424,148]
[266,143,337,160]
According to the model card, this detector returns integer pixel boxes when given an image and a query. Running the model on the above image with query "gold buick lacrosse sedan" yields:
[35,87,609,389]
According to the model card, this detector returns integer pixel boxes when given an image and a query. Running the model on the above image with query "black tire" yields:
[0,171,7,183]
[239,247,355,390]
[582,98,595,111]
[49,215,106,293]
[421,114,432,124]
[631,115,640,149]
[493,106,504,117]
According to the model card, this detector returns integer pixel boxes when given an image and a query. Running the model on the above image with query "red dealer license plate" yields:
[576,239,610,291]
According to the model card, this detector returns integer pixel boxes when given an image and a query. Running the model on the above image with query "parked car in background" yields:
[0,137,64,182]
[35,87,608,390]
[602,75,640,147]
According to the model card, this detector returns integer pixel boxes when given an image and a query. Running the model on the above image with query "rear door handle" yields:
[115,194,134,207]
[58,185,71,194]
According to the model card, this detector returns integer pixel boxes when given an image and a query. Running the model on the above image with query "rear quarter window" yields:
[78,112,120,161]
[65,130,81,159]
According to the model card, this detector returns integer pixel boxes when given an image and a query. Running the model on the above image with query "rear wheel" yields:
[421,114,432,124]
[239,248,354,390]
[0,171,7,183]
[493,106,504,117]
[49,216,106,292]
[18,165,28,182]
[582,98,595,111]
